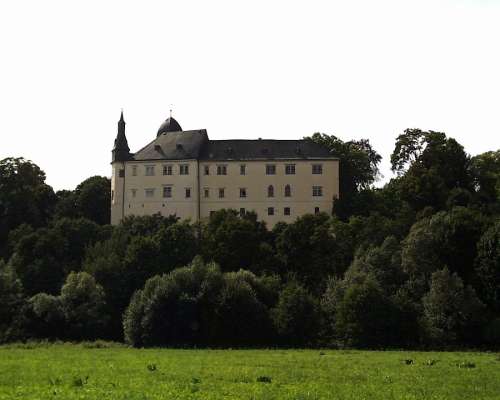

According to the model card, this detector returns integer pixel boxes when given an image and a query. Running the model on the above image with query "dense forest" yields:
[1,129,499,348]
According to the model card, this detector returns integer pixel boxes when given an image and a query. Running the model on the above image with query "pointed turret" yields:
[112,110,132,162]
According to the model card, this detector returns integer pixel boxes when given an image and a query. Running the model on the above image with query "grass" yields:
[0,343,499,399]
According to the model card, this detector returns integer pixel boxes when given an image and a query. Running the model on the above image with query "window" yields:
[240,164,246,175]
[204,188,209,198]
[219,188,225,198]
[185,188,191,198]
[163,165,173,175]
[119,169,125,178]
[268,207,275,216]
[163,186,172,198]
[314,207,320,215]
[111,190,114,201]
[132,165,138,176]
[180,164,189,175]
[284,184,291,197]
[285,164,296,175]
[145,188,155,198]
[204,165,210,175]
[240,188,247,198]
[266,164,276,175]
[210,211,216,217]
[312,164,323,174]
[284,207,291,216]
[145,165,155,176]
[217,164,227,175]
[267,185,274,197]
[239,208,246,217]
[131,189,137,198]
[312,186,323,197]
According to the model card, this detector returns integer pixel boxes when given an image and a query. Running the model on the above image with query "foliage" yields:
[275,213,340,291]
[271,281,319,346]
[201,209,276,274]
[421,268,485,346]
[55,176,112,225]
[124,258,276,347]
[334,275,402,348]
[0,157,57,258]
[475,220,500,312]
[0,262,25,342]
[390,129,473,211]
[9,218,108,295]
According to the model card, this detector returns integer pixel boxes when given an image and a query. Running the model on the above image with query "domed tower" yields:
[111,111,132,225]
[157,113,182,137]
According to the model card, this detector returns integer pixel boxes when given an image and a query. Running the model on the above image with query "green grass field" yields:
[0,344,499,400]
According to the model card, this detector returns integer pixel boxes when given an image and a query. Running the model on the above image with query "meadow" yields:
[0,344,499,399]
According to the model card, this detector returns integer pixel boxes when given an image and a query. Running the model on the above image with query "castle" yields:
[111,111,339,227]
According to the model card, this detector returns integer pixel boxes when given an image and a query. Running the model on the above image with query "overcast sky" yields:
[1,0,499,191]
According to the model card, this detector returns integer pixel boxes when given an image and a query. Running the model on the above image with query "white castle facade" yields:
[111,112,339,227]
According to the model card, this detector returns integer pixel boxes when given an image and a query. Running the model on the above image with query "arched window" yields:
[284,184,291,197]
[267,185,274,197]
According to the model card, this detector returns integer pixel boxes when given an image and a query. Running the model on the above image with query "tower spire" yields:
[112,110,131,162]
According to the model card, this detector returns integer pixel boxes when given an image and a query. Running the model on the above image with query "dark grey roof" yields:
[157,117,182,137]
[199,139,337,161]
[133,130,209,161]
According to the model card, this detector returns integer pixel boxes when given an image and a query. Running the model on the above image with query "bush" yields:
[123,258,277,347]
[421,268,485,346]
[272,281,319,346]
[335,276,401,348]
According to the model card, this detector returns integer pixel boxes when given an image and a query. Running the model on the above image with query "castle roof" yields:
[199,139,336,161]
[134,130,209,161]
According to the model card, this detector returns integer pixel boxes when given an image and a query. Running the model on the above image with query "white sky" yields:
[1,0,499,191]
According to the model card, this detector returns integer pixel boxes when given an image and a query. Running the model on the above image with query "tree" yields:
[469,150,500,207]
[309,133,382,219]
[0,157,57,258]
[123,259,277,347]
[211,270,273,346]
[123,259,222,347]
[390,129,473,211]
[0,262,25,342]
[475,220,500,312]
[60,272,108,340]
[421,268,484,346]
[334,276,400,348]
[346,236,406,295]
[23,293,65,339]
[202,209,276,273]
[84,215,197,339]
[271,281,319,346]
[54,176,111,225]
[275,213,340,291]
[74,176,111,225]
[9,218,108,296]
[401,207,485,286]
